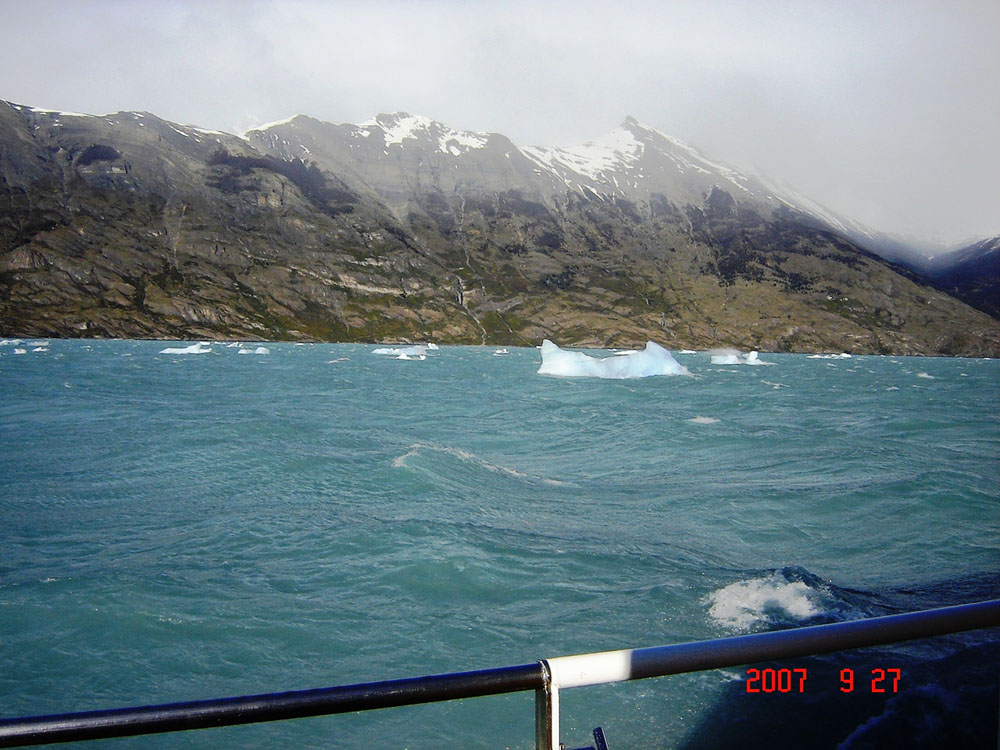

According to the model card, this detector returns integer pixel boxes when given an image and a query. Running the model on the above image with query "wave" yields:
[687,416,720,424]
[704,566,870,632]
[688,568,1000,749]
[392,443,569,487]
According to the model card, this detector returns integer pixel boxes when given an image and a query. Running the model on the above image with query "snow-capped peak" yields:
[522,126,644,181]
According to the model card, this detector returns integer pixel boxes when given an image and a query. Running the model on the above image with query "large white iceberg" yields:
[537,340,689,378]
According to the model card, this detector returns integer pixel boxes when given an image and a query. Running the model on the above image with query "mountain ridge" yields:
[1,99,997,356]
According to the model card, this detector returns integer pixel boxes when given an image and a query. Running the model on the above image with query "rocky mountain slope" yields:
[2,101,998,356]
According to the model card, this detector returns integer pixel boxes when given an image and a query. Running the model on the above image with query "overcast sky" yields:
[1,0,997,248]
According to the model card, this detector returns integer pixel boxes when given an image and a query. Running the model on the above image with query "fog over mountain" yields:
[1,0,997,250]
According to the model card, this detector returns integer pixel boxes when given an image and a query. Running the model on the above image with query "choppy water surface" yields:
[1,341,998,748]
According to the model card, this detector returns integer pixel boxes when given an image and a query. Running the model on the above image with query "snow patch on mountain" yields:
[243,115,300,136]
[354,113,490,156]
[522,127,644,181]
[12,105,97,119]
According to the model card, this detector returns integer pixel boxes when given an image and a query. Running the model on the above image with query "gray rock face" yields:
[2,100,998,355]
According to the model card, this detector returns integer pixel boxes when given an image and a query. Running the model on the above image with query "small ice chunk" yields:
[710,350,742,365]
[159,342,212,355]
[373,345,428,357]
[537,340,689,378]
[239,346,270,355]
[710,349,772,365]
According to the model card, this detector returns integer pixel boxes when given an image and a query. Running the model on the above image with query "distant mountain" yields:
[923,236,1000,318]
[2,100,998,356]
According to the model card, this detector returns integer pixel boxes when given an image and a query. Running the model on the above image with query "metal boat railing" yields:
[1,599,997,749]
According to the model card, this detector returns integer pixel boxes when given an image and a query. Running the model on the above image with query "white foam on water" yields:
[537,340,689,378]
[391,446,421,468]
[688,416,720,424]
[705,573,825,631]
[392,443,568,486]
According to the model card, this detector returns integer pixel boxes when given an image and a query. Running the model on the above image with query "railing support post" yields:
[535,660,559,750]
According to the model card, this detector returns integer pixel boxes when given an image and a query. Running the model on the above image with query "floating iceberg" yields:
[159,342,212,355]
[372,344,428,357]
[710,351,741,365]
[709,349,772,366]
[537,340,689,378]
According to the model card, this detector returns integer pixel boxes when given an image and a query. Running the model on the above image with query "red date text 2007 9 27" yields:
[745,668,902,694]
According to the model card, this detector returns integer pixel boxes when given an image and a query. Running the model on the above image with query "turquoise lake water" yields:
[1,340,998,748]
